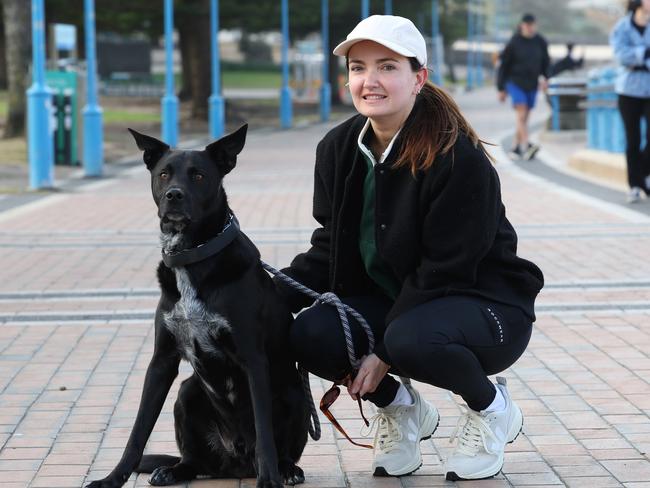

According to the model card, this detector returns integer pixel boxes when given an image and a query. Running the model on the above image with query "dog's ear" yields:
[128,128,170,170]
[205,124,248,175]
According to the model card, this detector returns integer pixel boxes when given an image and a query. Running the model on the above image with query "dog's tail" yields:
[135,454,181,473]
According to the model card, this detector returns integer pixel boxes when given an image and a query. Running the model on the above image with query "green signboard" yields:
[45,71,79,165]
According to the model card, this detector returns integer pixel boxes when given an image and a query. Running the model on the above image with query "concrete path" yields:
[1,88,650,488]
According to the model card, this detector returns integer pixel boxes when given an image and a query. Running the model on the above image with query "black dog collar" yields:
[162,214,240,268]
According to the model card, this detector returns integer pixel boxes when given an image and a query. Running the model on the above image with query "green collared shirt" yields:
[357,119,401,299]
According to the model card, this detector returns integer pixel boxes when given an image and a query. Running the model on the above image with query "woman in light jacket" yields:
[610,0,650,203]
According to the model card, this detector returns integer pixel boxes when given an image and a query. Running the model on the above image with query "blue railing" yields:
[586,66,646,153]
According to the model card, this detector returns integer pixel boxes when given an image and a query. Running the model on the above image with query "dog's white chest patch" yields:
[163,267,231,364]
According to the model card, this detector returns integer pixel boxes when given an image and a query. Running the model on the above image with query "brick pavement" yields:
[1,88,650,487]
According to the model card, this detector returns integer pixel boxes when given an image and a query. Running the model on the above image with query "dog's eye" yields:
[159,171,169,180]
[193,173,204,181]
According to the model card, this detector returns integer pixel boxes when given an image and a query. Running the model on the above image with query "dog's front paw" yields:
[256,477,284,488]
[279,460,305,485]
[148,466,180,486]
[256,463,283,488]
[85,474,128,488]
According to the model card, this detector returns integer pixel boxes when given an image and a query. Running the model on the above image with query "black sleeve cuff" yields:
[273,269,315,314]
[373,342,391,365]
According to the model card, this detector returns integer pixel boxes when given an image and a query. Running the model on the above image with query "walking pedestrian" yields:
[275,15,544,482]
[610,0,650,204]
[497,13,551,161]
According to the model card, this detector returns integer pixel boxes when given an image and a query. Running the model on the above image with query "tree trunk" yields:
[177,24,192,101]
[0,13,8,89]
[176,0,211,120]
[2,0,30,138]
[328,51,342,106]
[444,44,457,84]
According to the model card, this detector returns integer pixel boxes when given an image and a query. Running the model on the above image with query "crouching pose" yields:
[275,15,544,481]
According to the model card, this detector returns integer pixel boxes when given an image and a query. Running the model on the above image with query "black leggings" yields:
[290,295,532,411]
[618,94,650,190]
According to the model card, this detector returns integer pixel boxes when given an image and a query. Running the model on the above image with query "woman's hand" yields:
[348,354,390,400]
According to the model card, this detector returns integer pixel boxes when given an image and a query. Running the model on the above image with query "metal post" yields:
[431,0,443,85]
[161,0,178,147]
[319,0,331,122]
[551,94,560,131]
[475,0,483,87]
[27,0,54,189]
[82,0,103,177]
[361,0,369,19]
[280,0,292,129]
[466,0,475,91]
[385,0,392,15]
[209,0,224,138]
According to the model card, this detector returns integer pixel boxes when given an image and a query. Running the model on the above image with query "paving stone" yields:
[2,88,650,487]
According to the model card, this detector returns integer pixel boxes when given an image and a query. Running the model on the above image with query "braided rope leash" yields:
[261,261,375,441]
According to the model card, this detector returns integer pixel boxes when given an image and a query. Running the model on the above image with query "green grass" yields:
[102,109,160,124]
[222,70,281,89]
[0,91,7,119]
[150,69,282,90]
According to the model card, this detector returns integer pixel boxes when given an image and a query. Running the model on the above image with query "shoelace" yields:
[362,410,403,453]
[450,406,499,457]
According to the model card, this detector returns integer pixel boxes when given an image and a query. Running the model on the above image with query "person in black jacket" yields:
[497,13,550,161]
[275,15,544,482]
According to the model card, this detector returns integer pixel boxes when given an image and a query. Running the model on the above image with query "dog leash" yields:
[260,261,376,442]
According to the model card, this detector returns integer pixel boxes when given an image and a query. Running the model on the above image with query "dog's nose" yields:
[165,188,184,201]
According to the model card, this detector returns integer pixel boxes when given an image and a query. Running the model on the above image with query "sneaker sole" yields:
[372,416,440,477]
[445,412,524,481]
[524,146,540,161]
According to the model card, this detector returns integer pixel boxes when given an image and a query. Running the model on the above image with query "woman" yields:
[610,0,650,203]
[275,15,543,481]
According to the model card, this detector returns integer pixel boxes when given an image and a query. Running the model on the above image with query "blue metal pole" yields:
[385,0,392,15]
[431,1,443,85]
[475,0,483,87]
[27,0,54,189]
[466,0,475,91]
[82,0,103,177]
[551,94,560,131]
[280,0,292,129]
[209,0,225,138]
[361,0,369,19]
[319,0,331,122]
[161,0,178,147]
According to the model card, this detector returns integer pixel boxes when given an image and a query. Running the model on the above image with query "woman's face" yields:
[347,40,426,126]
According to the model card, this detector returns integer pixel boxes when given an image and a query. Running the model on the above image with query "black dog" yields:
[85,125,309,488]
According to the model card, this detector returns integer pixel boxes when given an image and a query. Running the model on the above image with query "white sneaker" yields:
[523,143,540,161]
[445,377,523,481]
[367,385,439,477]
[627,186,644,204]
[507,146,522,160]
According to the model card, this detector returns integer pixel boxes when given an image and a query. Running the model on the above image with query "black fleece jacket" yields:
[497,33,550,92]
[276,109,544,362]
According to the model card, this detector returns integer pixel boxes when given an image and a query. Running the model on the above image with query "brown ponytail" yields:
[395,60,494,175]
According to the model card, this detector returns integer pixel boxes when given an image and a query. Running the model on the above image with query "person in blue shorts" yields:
[497,13,550,161]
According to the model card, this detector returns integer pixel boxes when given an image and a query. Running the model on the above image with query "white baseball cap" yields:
[333,15,427,67]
